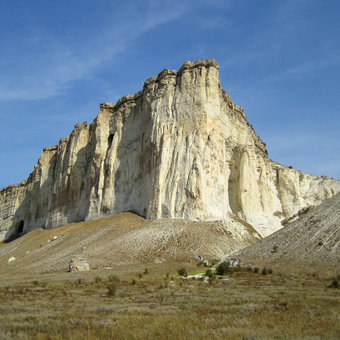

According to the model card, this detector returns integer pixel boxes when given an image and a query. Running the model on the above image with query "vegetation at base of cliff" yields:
[177,267,188,277]
[0,268,339,339]
[215,262,231,275]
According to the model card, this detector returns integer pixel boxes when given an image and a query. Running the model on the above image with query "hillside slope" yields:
[0,212,260,277]
[231,193,340,265]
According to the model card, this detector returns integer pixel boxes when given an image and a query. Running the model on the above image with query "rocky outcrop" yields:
[1,59,339,240]
[69,257,90,272]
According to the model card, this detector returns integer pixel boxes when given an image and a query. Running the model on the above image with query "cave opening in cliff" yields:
[17,220,24,234]
[108,134,114,148]
[4,220,24,243]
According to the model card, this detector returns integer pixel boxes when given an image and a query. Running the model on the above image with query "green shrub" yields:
[216,262,230,275]
[253,267,259,273]
[144,268,149,275]
[262,267,268,275]
[205,269,214,278]
[108,275,120,283]
[329,279,339,289]
[268,268,273,274]
[131,279,136,285]
[107,283,117,296]
[177,268,188,277]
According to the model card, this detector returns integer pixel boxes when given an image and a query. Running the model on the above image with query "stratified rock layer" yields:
[1,59,339,240]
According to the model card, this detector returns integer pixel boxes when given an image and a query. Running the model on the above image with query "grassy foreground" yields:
[0,266,339,339]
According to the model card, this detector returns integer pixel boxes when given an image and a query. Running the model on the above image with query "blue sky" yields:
[1,0,339,188]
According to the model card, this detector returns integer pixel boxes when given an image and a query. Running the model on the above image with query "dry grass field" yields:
[0,263,339,339]
[1,207,339,339]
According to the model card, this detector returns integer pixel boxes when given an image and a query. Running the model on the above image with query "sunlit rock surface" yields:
[1,59,339,240]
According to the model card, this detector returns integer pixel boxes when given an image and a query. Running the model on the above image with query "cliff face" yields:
[1,59,339,240]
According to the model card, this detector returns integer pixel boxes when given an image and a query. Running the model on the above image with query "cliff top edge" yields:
[99,59,219,111]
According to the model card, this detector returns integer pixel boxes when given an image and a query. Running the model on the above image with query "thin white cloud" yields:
[219,0,340,85]
[0,2,184,101]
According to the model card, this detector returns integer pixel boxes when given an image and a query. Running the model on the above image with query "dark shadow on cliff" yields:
[64,146,89,224]
[228,147,242,216]
[3,233,22,243]
[4,145,89,239]
[4,180,35,241]
[109,96,154,219]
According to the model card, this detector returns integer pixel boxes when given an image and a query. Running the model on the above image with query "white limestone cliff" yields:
[1,59,339,241]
